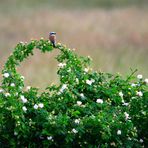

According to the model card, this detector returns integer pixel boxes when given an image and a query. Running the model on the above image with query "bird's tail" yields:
[52,42,56,48]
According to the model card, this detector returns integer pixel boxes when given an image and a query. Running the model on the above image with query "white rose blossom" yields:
[34,104,38,109]
[131,83,137,87]
[117,130,121,135]
[86,79,95,85]
[124,112,130,120]
[20,95,28,103]
[136,91,143,97]
[22,98,28,103]
[10,83,15,87]
[140,139,143,143]
[84,68,89,72]
[22,106,27,112]
[5,93,11,97]
[76,78,79,83]
[72,128,78,134]
[119,92,123,98]
[74,119,80,124]
[26,86,31,90]
[14,132,18,136]
[86,80,92,85]
[58,63,66,68]
[38,103,44,108]
[122,102,129,106]
[137,74,143,79]
[77,101,82,106]
[3,73,10,78]
[59,84,67,93]
[144,78,148,84]
[47,136,53,140]
[96,99,103,104]
[20,41,24,44]
[80,93,85,98]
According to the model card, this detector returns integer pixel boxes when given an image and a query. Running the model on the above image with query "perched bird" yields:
[49,32,56,47]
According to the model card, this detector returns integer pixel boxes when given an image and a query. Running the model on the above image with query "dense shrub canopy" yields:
[0,39,148,147]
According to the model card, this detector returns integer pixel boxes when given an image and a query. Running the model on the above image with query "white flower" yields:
[58,63,66,68]
[122,102,129,106]
[34,104,38,109]
[76,78,79,83]
[62,84,67,90]
[3,73,10,78]
[72,128,78,134]
[144,78,148,84]
[22,106,27,112]
[47,136,53,140]
[10,83,15,87]
[84,68,89,72]
[117,130,121,135]
[140,139,143,143]
[20,41,24,44]
[60,84,67,93]
[77,101,82,106]
[136,91,143,97]
[119,92,123,98]
[96,99,103,104]
[0,89,3,93]
[20,95,28,103]
[5,93,10,97]
[38,103,44,108]
[137,74,143,79]
[14,132,18,136]
[26,86,31,90]
[131,83,137,87]
[124,112,130,120]
[110,142,116,146]
[86,80,92,85]
[80,93,85,98]
[86,79,95,85]
[74,119,80,124]
[22,98,28,103]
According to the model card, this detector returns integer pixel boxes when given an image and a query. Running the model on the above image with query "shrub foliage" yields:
[0,39,148,147]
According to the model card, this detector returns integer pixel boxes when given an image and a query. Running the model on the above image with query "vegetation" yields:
[0,39,147,147]
[0,1,148,87]
[1,0,148,9]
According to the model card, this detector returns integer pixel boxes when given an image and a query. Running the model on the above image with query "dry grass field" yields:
[0,1,148,90]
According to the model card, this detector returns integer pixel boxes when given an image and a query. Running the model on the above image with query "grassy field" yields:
[0,1,148,90]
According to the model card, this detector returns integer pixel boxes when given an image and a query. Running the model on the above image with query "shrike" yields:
[49,32,56,47]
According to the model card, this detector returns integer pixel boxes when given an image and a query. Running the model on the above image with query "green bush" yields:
[0,39,148,147]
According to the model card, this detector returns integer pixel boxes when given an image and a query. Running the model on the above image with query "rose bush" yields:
[0,38,148,147]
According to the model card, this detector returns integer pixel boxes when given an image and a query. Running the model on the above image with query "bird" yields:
[49,32,56,47]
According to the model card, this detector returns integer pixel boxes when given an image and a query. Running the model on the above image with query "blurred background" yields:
[0,0,148,90]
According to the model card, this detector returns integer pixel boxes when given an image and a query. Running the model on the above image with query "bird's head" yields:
[49,32,56,35]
